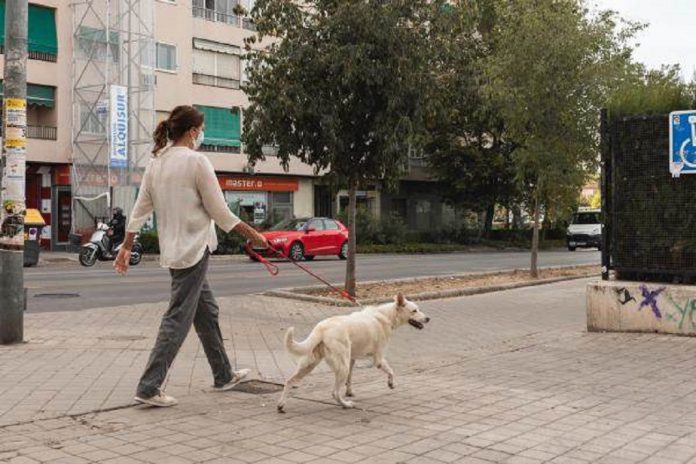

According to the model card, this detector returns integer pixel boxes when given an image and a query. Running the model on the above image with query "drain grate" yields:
[34,293,80,299]
[98,335,147,342]
[233,380,283,394]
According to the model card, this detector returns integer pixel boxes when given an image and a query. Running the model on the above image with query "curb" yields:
[263,264,599,306]
[37,253,249,265]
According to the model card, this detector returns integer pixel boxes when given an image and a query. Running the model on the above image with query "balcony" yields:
[27,125,57,140]
[0,125,57,141]
[192,5,256,31]
[201,144,240,154]
[193,73,240,90]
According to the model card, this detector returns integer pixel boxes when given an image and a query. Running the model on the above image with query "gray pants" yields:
[136,251,232,398]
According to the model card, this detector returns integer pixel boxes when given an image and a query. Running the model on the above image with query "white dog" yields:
[277,293,430,412]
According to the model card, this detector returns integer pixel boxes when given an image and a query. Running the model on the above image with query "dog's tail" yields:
[284,327,322,357]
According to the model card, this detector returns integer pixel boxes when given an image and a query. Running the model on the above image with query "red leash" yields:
[245,243,358,305]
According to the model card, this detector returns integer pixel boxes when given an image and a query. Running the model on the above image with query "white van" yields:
[566,207,602,251]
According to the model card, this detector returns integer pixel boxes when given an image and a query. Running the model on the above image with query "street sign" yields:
[669,110,696,177]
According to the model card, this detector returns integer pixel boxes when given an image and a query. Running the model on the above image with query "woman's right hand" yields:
[252,233,270,250]
[114,247,131,275]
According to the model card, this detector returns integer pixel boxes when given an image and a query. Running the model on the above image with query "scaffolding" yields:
[70,0,155,237]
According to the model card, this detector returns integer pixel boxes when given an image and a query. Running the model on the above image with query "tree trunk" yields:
[483,203,495,239]
[344,180,358,297]
[512,206,522,229]
[530,194,540,278]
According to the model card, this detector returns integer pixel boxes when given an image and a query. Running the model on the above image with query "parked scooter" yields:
[78,222,143,267]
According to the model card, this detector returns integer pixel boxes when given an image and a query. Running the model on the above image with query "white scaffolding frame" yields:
[70,0,154,235]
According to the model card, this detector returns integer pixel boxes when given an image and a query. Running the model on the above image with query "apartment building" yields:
[0,0,317,250]
[1,0,452,250]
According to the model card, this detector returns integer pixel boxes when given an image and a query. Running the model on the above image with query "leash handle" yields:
[245,243,279,276]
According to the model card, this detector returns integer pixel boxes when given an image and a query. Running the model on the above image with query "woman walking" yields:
[114,105,269,407]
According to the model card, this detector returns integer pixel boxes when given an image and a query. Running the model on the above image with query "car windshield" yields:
[572,212,601,225]
[270,218,309,231]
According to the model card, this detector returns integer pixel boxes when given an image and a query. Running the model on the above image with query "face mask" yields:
[192,129,204,150]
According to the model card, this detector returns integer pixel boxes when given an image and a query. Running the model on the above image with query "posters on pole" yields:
[0,98,27,247]
[110,85,128,168]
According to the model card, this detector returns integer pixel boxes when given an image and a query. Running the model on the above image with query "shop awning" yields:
[195,105,241,147]
[0,2,58,56]
[0,82,56,108]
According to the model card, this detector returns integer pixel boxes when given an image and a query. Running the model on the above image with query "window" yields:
[323,219,339,230]
[192,0,254,28]
[308,219,325,231]
[79,102,108,135]
[192,38,241,89]
[156,43,177,71]
[77,26,119,63]
[0,3,58,61]
[194,105,241,152]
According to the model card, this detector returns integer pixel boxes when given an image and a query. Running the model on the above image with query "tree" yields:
[242,0,430,295]
[424,0,519,238]
[484,0,639,277]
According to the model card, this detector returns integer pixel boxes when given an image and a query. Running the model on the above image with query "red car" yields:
[248,217,349,261]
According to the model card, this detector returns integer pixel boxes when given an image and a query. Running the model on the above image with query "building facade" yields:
[0,0,318,250]
[1,0,450,250]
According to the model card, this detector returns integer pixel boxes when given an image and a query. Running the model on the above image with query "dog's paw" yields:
[277,404,286,413]
[388,379,395,389]
[341,400,355,409]
[345,390,354,397]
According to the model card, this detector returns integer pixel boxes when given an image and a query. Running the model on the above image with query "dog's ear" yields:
[395,293,406,307]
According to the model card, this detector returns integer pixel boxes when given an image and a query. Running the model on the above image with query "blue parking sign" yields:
[669,110,696,177]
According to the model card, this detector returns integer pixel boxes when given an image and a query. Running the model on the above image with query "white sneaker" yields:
[214,369,251,391]
[134,392,178,407]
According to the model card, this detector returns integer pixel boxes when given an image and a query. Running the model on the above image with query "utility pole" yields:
[0,0,28,344]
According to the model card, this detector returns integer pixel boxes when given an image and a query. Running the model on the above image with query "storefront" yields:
[217,175,301,227]
[25,163,71,250]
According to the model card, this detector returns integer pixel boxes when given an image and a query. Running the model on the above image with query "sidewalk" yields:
[2,279,696,463]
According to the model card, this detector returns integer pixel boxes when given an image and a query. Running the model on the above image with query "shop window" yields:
[391,198,407,220]
[415,199,432,230]
[268,191,293,226]
[225,191,267,226]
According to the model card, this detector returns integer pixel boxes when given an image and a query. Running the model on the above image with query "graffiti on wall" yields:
[665,297,696,331]
[637,285,666,319]
[616,284,696,332]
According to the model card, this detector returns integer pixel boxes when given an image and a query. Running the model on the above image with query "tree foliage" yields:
[424,0,518,236]
[242,0,431,294]
[482,0,640,275]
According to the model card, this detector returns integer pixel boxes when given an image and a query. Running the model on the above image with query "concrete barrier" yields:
[587,280,696,336]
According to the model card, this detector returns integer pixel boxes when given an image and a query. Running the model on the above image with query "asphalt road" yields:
[24,250,599,313]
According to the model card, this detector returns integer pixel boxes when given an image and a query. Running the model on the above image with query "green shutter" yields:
[195,105,241,147]
[28,5,57,55]
[0,2,57,56]
[0,2,5,49]
[0,81,56,107]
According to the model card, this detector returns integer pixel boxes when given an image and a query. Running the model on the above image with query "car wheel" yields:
[568,245,576,252]
[338,241,348,260]
[289,242,305,261]
[305,255,315,261]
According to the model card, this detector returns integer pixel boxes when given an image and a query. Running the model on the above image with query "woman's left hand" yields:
[114,248,131,275]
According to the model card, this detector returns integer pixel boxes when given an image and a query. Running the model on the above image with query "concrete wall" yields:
[587,280,696,336]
